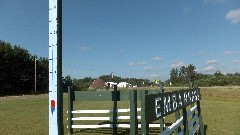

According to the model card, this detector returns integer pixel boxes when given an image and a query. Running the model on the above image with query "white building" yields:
[106,82,118,88]
[106,82,131,88]
[117,82,129,88]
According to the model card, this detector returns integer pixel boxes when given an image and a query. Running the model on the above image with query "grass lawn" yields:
[0,87,239,135]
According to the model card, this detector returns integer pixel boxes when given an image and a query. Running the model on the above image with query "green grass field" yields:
[0,87,239,135]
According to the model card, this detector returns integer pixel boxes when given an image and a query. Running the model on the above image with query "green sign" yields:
[144,88,200,123]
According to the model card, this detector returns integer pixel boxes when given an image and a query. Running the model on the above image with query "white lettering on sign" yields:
[155,89,200,118]
[188,92,192,103]
[172,94,177,110]
[184,92,188,104]
[178,94,182,107]
[155,97,161,118]
[164,96,171,114]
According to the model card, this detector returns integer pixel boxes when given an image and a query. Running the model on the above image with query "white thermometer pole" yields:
[49,0,63,134]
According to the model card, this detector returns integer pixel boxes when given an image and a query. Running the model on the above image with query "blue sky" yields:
[0,0,240,81]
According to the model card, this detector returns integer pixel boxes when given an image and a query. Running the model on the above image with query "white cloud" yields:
[194,50,207,56]
[204,0,229,3]
[144,66,153,71]
[223,50,237,55]
[226,9,240,24]
[170,61,187,68]
[147,74,161,79]
[206,60,218,65]
[129,61,146,66]
[137,61,146,65]
[219,64,227,67]
[129,62,134,66]
[202,66,215,72]
[153,56,162,61]
[232,60,240,64]
[222,72,228,75]
[79,46,90,51]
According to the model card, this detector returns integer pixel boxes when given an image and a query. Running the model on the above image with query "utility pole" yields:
[49,0,63,135]
[35,58,37,93]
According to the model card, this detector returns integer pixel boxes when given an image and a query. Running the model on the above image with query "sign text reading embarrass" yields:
[155,89,200,118]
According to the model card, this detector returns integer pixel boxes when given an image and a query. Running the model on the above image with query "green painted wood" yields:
[144,88,201,123]
[159,83,164,93]
[74,91,117,101]
[130,90,138,135]
[197,101,205,135]
[182,107,189,135]
[174,111,181,133]
[174,84,183,133]
[119,90,130,101]
[189,82,193,89]
[69,86,204,135]
[74,90,159,101]
[144,109,160,123]
[68,86,73,134]
[113,85,117,135]
[159,83,165,133]
[189,82,196,134]
[136,90,158,100]
[141,90,149,135]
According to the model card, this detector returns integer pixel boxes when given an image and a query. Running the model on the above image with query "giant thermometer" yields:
[49,0,63,134]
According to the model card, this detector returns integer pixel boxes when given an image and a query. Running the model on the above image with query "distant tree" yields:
[169,64,197,86]
[179,66,186,78]
[185,64,197,83]
[71,77,95,91]
[0,40,49,95]
[214,70,223,78]
[170,68,179,85]
[35,57,48,93]
[63,75,72,92]
[99,75,112,82]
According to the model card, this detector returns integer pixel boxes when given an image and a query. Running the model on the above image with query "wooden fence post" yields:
[68,86,73,134]
[113,85,118,135]
[141,90,149,135]
[175,110,181,134]
[197,101,205,135]
[189,82,193,89]
[182,107,189,135]
[190,82,197,134]
[159,83,165,133]
[130,90,138,135]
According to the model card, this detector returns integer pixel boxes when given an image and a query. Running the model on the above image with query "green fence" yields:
[67,84,205,135]
[140,88,204,135]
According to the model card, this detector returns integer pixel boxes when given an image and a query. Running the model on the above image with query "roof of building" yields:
[89,78,105,88]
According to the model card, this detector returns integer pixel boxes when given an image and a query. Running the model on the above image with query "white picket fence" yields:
[67,108,162,129]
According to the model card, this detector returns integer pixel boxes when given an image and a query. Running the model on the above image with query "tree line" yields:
[62,75,153,91]
[167,64,240,87]
[0,40,48,96]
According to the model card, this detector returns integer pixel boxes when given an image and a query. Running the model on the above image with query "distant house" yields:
[106,82,118,88]
[105,82,131,88]
[117,82,130,88]
[89,78,106,89]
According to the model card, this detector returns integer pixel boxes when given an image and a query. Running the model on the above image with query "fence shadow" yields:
[203,125,208,135]
[72,123,206,135]
[71,121,174,134]
[73,128,130,135]
[73,128,162,135]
